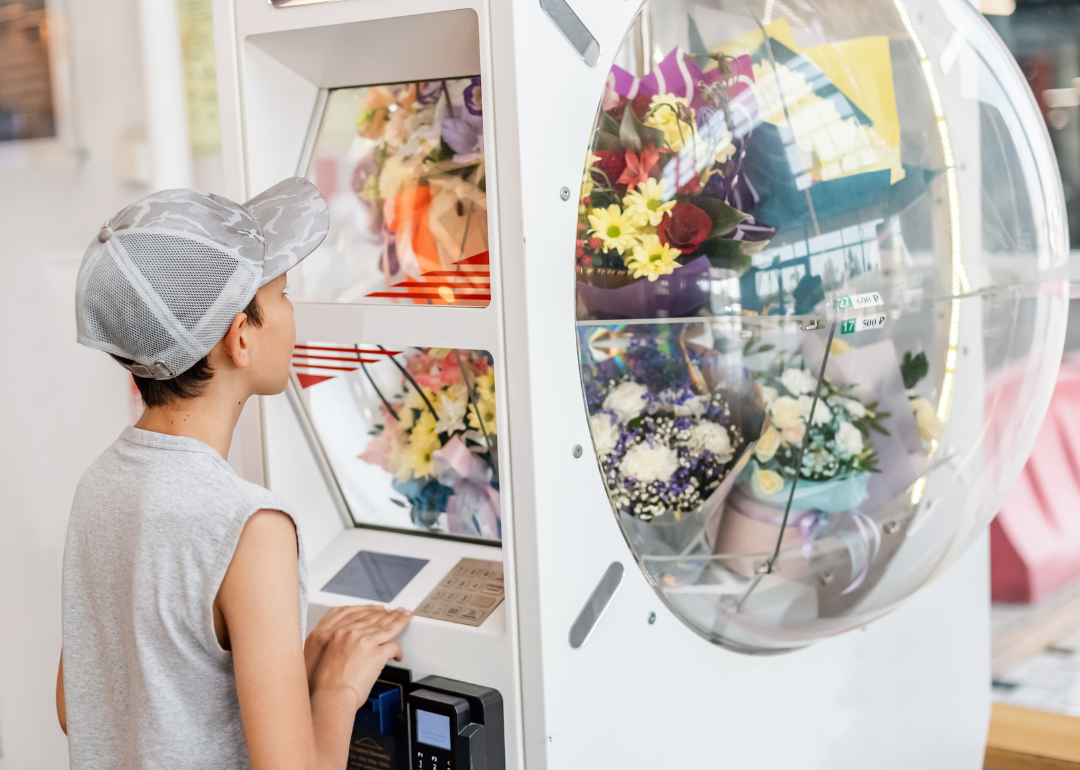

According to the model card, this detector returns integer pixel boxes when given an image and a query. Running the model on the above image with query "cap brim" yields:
[243,177,330,287]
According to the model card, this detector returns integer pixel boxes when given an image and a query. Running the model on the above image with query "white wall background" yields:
[0,0,219,765]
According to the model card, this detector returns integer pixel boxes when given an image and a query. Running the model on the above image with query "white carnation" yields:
[836,421,864,455]
[619,442,680,483]
[671,395,708,417]
[603,381,649,422]
[760,385,779,407]
[770,396,804,429]
[798,395,832,425]
[911,398,943,441]
[781,368,817,396]
[685,421,733,463]
[832,396,866,419]
[590,412,619,456]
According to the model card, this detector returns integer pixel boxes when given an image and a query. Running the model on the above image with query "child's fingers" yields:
[365,610,412,643]
[380,641,404,663]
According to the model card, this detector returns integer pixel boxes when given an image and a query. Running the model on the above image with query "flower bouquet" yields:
[350,78,488,301]
[582,328,755,585]
[358,349,500,540]
[575,48,776,320]
[714,349,885,591]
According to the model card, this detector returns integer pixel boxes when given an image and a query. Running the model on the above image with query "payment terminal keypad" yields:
[413,558,504,627]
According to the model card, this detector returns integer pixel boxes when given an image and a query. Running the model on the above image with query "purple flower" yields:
[441,109,484,163]
[463,76,482,116]
[416,81,443,105]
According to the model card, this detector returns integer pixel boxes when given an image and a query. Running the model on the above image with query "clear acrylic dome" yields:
[574,0,1069,652]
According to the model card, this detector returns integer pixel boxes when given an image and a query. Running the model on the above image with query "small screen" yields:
[416,710,452,750]
[322,550,428,602]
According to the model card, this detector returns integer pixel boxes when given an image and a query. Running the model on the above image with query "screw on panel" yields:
[560,186,571,201]
[647,611,657,625]
[572,444,583,458]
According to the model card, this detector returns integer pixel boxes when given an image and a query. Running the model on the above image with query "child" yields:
[57,178,411,769]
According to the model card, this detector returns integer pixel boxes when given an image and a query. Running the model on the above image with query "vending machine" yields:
[211,0,1069,767]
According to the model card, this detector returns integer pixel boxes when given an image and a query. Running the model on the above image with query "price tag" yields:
[840,314,887,335]
[836,292,883,311]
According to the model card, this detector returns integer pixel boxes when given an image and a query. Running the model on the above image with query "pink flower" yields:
[618,145,661,189]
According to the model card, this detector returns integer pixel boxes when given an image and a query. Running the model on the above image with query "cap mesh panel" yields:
[83,248,176,362]
[76,231,259,377]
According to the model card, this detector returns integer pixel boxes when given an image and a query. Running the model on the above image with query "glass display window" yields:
[292,78,490,306]
[575,0,1067,651]
[292,343,500,543]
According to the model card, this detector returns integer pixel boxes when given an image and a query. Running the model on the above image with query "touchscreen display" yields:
[416,710,452,750]
[321,550,428,602]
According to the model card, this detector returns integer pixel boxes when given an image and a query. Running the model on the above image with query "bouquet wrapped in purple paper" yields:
[575,47,776,320]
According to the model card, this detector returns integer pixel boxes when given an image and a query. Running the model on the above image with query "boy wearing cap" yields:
[56,178,410,769]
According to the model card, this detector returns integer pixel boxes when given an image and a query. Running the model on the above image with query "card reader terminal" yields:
[408,676,504,770]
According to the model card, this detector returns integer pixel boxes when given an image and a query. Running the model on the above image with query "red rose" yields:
[608,94,651,124]
[657,202,713,255]
[593,151,628,191]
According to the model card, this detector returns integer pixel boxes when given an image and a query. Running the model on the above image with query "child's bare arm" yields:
[217,510,410,770]
[56,651,66,734]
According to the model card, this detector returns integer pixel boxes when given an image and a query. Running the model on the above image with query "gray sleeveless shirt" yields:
[62,426,308,769]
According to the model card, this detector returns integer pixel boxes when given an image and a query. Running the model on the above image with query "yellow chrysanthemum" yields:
[587,204,638,254]
[403,411,441,479]
[644,94,695,151]
[624,234,681,282]
[623,178,675,227]
[466,373,497,435]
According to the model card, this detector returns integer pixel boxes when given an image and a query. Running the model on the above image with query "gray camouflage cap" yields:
[75,177,328,380]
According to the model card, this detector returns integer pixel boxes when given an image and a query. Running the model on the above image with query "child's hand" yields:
[309,607,412,708]
[304,605,409,690]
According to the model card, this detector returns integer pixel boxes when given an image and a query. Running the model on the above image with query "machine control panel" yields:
[413,558,504,626]
[408,677,504,770]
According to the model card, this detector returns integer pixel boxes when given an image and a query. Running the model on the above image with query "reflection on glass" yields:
[293,344,500,542]
[293,78,490,306]
[574,0,1067,652]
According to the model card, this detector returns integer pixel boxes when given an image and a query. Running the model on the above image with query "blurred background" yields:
[3,0,1080,767]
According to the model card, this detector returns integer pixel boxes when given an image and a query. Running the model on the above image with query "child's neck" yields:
[135,386,249,461]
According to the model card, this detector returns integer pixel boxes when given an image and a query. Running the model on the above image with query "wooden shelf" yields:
[985,704,1080,769]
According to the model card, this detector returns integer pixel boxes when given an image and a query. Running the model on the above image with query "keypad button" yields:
[453,579,468,589]
[440,577,455,587]
[460,608,481,621]
[433,604,447,615]
[418,601,434,612]
[444,592,458,602]
[467,580,483,591]
[431,590,445,599]
[469,595,496,608]
[445,606,461,617]
[482,584,504,595]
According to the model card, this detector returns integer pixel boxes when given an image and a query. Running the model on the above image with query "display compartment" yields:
[292,343,501,543]
[293,79,490,307]
[575,0,1068,651]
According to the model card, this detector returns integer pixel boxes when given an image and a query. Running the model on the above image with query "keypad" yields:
[413,558,504,627]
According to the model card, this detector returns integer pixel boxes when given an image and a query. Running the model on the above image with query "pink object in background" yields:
[992,357,1080,603]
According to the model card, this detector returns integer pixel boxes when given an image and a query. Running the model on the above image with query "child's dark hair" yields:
[113,294,263,408]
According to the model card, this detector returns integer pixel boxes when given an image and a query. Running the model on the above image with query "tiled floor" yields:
[993,615,1080,716]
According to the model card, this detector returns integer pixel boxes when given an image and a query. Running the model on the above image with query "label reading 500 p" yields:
[836,292,883,311]
[841,314,886,335]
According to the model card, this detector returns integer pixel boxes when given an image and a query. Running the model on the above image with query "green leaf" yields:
[592,131,623,152]
[619,103,666,153]
[390,498,407,508]
[901,351,930,389]
[757,343,776,353]
[619,104,643,153]
[688,195,750,239]
[698,237,764,275]
[600,112,620,135]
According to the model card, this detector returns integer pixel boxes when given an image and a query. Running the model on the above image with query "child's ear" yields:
[219,311,253,369]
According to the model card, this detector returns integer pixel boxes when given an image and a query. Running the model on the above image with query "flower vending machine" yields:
[212,0,1068,767]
